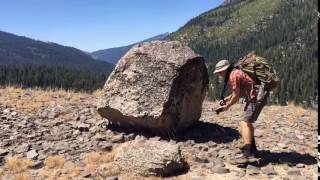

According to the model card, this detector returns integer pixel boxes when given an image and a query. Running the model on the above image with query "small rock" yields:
[254,130,263,137]
[247,165,260,175]
[82,172,92,178]
[73,130,81,136]
[235,170,246,177]
[262,166,277,176]
[0,156,4,166]
[277,143,288,149]
[0,149,9,156]
[296,163,305,168]
[77,123,90,132]
[98,142,113,151]
[80,115,87,121]
[149,136,161,141]
[134,135,146,141]
[193,153,209,163]
[92,134,106,141]
[185,140,195,146]
[124,133,136,141]
[11,112,18,116]
[106,176,118,180]
[295,134,304,140]
[16,143,31,153]
[55,142,69,151]
[292,176,308,180]
[3,109,10,114]
[212,166,230,174]
[207,151,218,158]
[207,141,217,148]
[29,161,44,169]
[287,168,301,176]
[193,144,203,150]
[111,134,124,143]
[202,147,209,151]
[26,150,39,159]
[213,158,225,167]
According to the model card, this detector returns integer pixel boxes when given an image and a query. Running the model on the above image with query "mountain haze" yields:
[91,33,169,64]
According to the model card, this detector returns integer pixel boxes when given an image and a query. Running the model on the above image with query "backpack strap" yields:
[219,64,234,101]
[220,78,228,101]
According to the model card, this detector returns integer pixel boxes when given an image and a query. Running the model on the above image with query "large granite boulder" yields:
[97,41,209,133]
[113,140,188,177]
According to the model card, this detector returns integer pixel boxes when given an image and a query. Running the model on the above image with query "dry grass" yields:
[2,156,34,180]
[70,163,80,177]
[84,151,115,165]
[264,102,315,119]
[0,86,97,114]
[45,155,66,169]
[12,173,31,180]
[84,151,116,176]
[5,156,34,174]
[0,147,118,179]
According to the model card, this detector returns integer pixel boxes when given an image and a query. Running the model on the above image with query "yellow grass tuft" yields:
[39,169,63,180]
[84,151,115,165]
[5,156,33,174]
[91,89,102,97]
[13,173,31,180]
[45,155,66,169]
[72,166,80,177]
[83,151,116,176]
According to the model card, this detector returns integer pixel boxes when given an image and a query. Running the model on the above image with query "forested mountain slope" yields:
[170,0,318,106]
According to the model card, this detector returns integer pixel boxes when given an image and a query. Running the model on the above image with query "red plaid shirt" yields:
[229,69,257,101]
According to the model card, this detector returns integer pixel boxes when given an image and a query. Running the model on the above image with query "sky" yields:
[0,0,223,52]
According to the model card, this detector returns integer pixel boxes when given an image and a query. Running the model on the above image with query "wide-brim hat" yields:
[214,59,230,74]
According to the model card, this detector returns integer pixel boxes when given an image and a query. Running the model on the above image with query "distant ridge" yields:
[90,33,169,64]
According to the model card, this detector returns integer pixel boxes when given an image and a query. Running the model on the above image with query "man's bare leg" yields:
[240,121,254,145]
[230,121,255,164]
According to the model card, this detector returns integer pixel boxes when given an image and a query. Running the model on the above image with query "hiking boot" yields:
[231,144,258,165]
[239,139,258,154]
[242,144,254,157]
[251,138,257,152]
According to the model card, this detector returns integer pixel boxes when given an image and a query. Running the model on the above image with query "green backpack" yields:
[234,52,280,91]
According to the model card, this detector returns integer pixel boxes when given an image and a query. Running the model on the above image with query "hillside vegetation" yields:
[170,0,318,106]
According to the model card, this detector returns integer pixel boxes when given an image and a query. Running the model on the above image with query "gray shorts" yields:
[243,91,269,123]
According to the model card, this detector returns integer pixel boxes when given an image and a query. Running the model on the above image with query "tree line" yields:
[0,65,108,92]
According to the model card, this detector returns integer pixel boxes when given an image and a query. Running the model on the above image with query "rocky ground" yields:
[0,87,318,179]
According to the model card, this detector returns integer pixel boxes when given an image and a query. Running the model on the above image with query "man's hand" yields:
[219,99,226,106]
[221,104,230,111]
[215,104,230,114]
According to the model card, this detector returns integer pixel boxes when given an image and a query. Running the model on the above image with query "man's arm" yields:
[222,90,240,111]
[224,94,233,102]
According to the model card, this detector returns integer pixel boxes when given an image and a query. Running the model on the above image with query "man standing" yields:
[214,59,269,162]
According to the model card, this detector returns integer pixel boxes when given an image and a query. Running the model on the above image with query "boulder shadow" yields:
[106,120,240,144]
[251,150,317,167]
[171,120,240,143]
